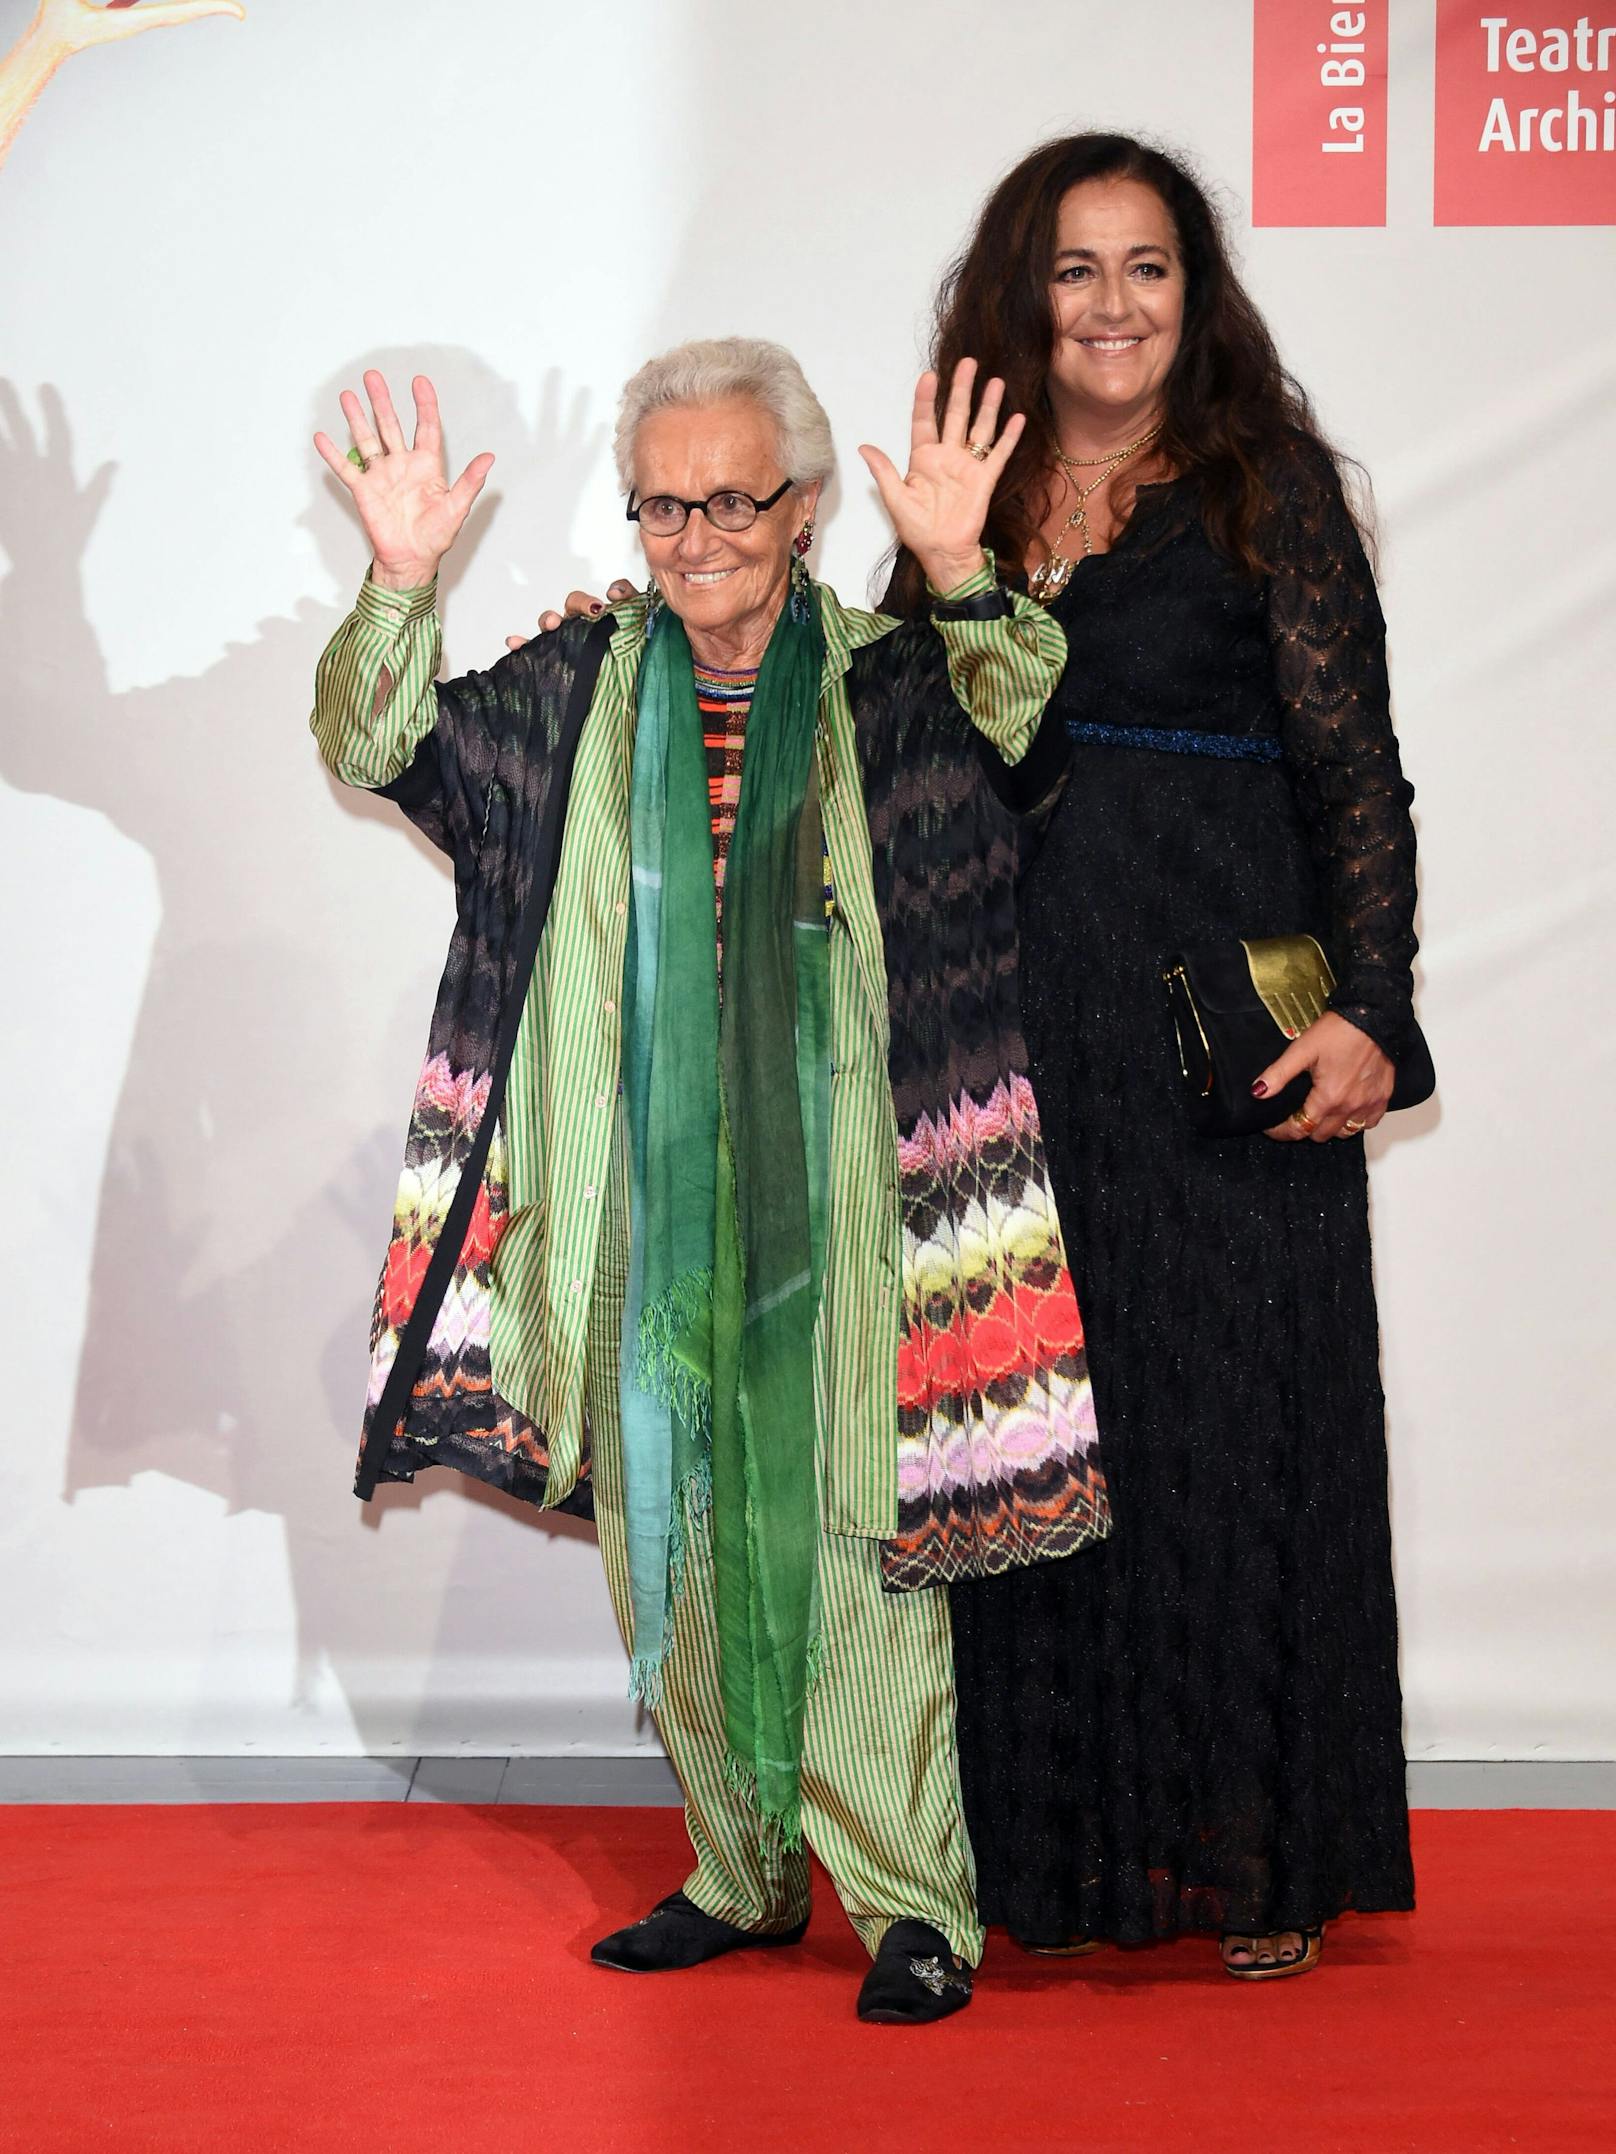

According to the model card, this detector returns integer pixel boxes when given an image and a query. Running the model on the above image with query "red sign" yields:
[1253,2,1389,226]
[1435,3,1616,223]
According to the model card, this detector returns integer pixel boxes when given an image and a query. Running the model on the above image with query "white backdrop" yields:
[2,0,1612,1767]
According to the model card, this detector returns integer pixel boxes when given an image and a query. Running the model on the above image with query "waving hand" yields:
[858,359,1023,593]
[314,371,494,591]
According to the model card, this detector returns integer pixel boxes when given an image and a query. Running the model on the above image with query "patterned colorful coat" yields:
[316,585,1109,1589]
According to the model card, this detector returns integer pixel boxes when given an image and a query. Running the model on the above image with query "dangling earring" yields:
[644,570,664,629]
[789,521,816,622]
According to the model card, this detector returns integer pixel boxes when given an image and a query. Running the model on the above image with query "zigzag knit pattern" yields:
[350,603,1108,1580]
[363,1050,574,1505]
[353,617,602,1517]
[856,624,1110,1590]
[881,1073,1107,1589]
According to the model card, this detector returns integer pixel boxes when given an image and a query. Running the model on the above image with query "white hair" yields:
[613,336,835,493]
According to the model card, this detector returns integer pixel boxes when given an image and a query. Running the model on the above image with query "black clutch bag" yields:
[1163,934,1435,1138]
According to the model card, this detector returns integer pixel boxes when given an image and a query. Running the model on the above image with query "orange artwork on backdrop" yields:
[1435,1,1616,223]
[0,1,245,175]
[1253,1,1389,226]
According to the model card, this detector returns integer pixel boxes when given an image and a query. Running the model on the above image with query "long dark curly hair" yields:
[884,132,1359,615]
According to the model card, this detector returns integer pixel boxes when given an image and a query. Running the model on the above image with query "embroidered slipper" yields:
[1221,1928,1323,1981]
[591,1891,808,1973]
[856,1919,974,2025]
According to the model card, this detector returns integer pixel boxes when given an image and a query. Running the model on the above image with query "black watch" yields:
[930,585,1012,622]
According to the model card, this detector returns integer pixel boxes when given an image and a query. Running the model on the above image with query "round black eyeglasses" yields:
[626,478,795,537]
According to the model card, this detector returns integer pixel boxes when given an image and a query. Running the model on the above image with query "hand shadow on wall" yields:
[0,353,615,1755]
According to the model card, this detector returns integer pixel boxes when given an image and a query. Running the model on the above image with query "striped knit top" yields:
[694,659,837,951]
[693,658,756,913]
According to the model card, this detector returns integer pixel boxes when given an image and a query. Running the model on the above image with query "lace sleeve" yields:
[1266,443,1420,1061]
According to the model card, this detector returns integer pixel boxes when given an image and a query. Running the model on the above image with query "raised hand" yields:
[313,371,494,591]
[858,359,1025,593]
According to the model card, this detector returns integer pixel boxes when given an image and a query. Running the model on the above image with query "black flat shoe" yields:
[1012,1933,1105,1959]
[856,1919,974,2025]
[590,1890,808,1973]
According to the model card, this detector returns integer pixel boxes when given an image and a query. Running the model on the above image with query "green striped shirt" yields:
[312,570,1062,1536]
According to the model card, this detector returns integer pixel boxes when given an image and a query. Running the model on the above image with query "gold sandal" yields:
[1221,1928,1323,1981]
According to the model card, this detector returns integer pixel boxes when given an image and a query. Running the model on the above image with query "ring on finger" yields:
[966,440,992,462]
[1342,1118,1366,1136]
[1290,1108,1318,1134]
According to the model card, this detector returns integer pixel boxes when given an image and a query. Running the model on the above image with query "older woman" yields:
[309,339,1107,2024]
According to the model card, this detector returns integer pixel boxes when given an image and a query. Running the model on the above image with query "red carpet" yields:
[2,1805,1611,2153]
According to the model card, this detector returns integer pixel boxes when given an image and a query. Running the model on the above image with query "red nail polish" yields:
[1251,1080,1269,1098]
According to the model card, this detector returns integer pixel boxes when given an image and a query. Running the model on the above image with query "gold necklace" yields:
[1028,422,1164,603]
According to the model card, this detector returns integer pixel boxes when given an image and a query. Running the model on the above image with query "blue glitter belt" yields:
[1065,719,1283,764]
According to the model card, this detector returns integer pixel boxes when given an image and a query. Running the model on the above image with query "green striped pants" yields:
[582,1189,983,1966]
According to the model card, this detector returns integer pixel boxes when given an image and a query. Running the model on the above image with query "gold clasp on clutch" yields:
[1163,965,1214,1097]
[1239,935,1337,1042]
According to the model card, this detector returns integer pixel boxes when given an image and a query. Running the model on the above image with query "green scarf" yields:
[618,584,830,1847]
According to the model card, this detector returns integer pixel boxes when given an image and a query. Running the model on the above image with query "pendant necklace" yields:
[1028,422,1165,604]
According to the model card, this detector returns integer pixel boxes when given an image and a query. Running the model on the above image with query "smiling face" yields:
[1046,176,1185,444]
[631,397,819,663]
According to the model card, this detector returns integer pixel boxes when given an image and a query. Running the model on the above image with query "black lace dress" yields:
[949,445,1420,1944]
